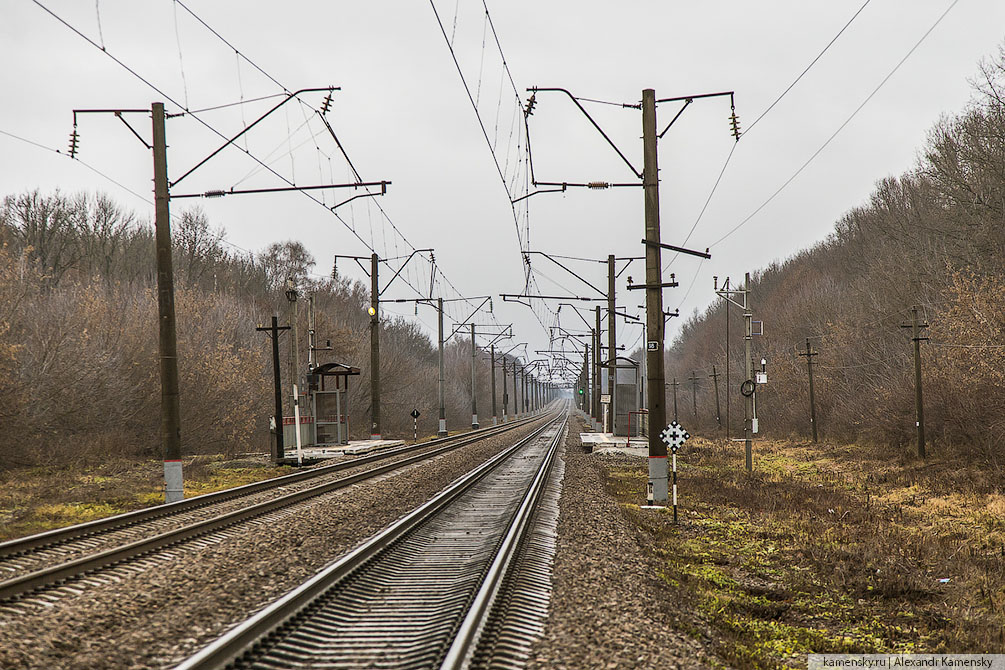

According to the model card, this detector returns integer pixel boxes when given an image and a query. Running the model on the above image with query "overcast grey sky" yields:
[2,1,1003,384]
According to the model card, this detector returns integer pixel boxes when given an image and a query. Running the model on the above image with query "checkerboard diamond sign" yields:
[660,420,690,453]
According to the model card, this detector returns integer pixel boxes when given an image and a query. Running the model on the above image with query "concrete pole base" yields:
[647,456,668,505]
[471,414,479,429]
[438,418,448,437]
[164,460,184,503]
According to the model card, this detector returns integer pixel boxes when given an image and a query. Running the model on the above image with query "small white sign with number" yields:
[660,420,690,453]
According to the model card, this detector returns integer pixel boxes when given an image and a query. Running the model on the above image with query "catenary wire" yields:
[709,0,960,249]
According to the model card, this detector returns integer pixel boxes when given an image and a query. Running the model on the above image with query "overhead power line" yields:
[710,0,960,249]
[32,0,505,321]
[744,0,874,135]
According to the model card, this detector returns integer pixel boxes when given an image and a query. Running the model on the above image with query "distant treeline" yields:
[663,49,1005,464]
[0,192,509,469]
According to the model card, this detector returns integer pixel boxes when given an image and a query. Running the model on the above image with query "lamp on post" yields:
[285,276,300,389]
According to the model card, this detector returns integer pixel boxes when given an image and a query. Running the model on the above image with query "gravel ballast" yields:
[526,415,716,670]
[0,417,551,670]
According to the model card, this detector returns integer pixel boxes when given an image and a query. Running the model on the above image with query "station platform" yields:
[280,438,406,465]
[579,432,649,457]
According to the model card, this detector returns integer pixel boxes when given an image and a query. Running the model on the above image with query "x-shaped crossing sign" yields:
[660,420,690,453]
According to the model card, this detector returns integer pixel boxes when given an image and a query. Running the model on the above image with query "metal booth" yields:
[306,362,360,446]
[612,356,640,437]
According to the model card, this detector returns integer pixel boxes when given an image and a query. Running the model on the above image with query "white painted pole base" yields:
[471,414,479,429]
[164,460,184,503]
[293,383,303,466]
[648,456,668,505]
[438,418,447,437]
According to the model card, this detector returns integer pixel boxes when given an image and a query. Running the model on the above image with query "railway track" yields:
[0,412,550,603]
[174,408,569,670]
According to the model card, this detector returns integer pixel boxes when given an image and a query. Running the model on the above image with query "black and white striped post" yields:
[658,420,690,522]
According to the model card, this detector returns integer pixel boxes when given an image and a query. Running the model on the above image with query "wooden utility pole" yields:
[490,344,498,425]
[798,338,819,442]
[608,254,617,435]
[688,370,700,420]
[256,316,290,463]
[370,253,381,439]
[902,306,929,458]
[743,272,753,472]
[670,378,680,421]
[512,359,519,419]
[594,309,602,430]
[710,365,722,428]
[437,297,447,436]
[642,88,668,505]
[470,323,479,429]
[522,367,528,414]
[152,102,183,504]
[501,353,509,422]
[724,278,730,439]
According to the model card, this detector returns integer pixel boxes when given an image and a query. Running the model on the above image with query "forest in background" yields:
[0,193,512,469]
[663,48,1005,466]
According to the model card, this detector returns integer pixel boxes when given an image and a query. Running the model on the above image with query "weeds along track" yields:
[175,410,568,670]
[0,414,550,604]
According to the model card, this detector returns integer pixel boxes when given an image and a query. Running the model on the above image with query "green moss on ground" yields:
[0,455,293,541]
[600,438,1005,669]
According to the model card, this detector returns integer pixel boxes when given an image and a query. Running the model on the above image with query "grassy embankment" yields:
[0,430,461,542]
[602,437,1005,668]
[0,455,293,541]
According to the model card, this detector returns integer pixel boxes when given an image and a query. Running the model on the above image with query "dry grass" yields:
[0,454,293,541]
[600,437,1005,669]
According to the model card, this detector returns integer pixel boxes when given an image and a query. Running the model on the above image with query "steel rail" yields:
[439,413,567,669]
[173,410,568,670]
[0,414,544,560]
[0,412,556,602]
